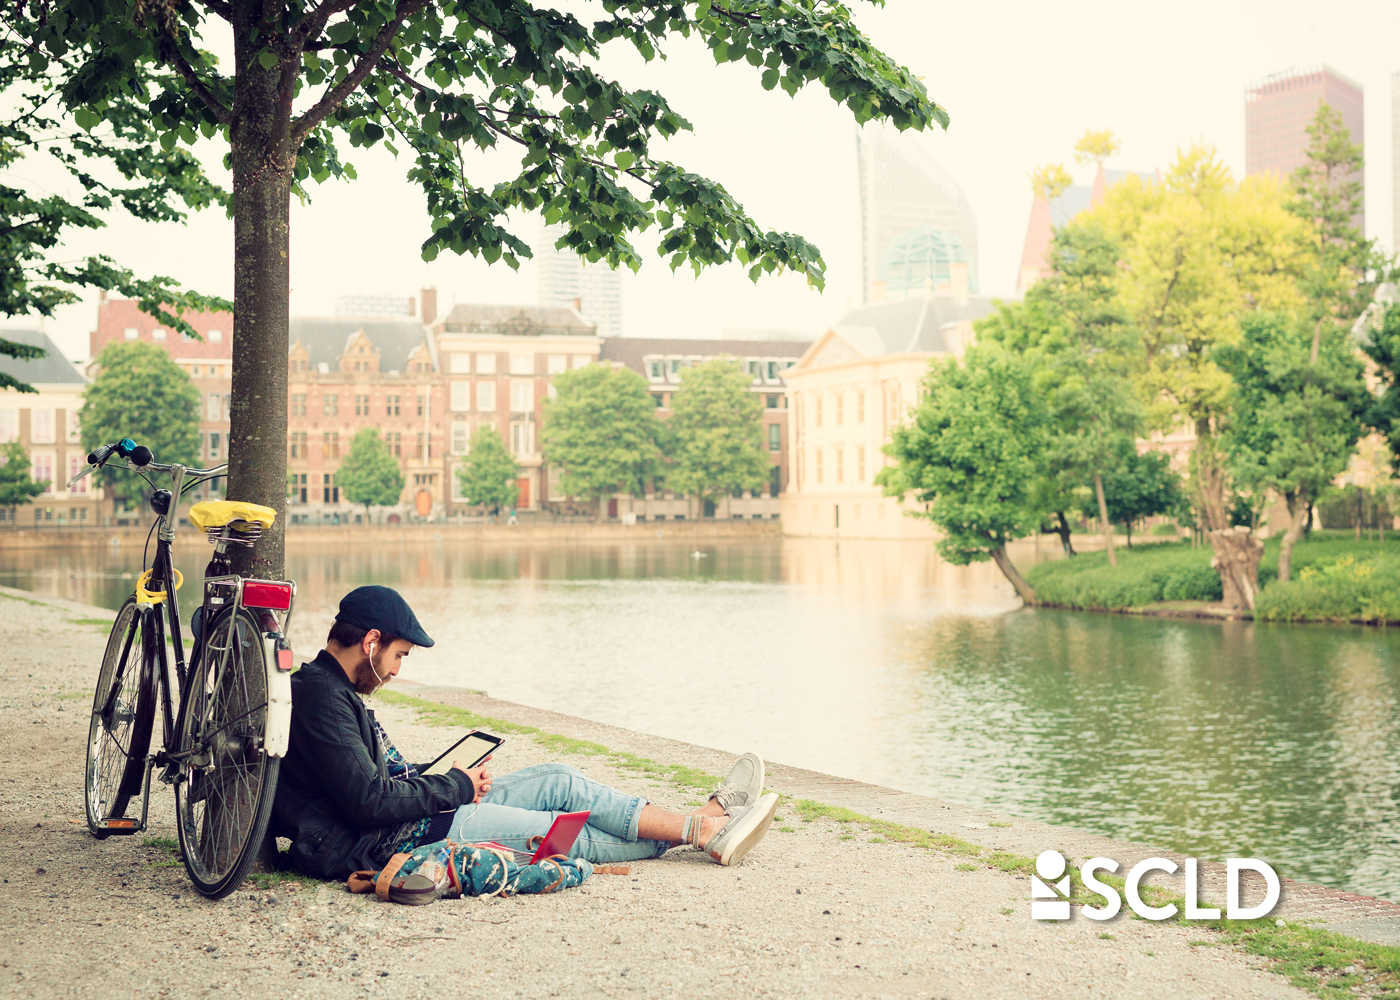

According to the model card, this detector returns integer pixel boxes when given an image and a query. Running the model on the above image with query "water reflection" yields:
[3,535,1398,899]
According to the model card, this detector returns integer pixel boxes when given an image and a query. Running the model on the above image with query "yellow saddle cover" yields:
[188,500,277,531]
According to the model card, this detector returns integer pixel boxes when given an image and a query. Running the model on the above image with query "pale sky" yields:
[13,0,1400,364]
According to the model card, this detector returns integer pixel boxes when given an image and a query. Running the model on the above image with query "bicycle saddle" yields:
[188,500,278,530]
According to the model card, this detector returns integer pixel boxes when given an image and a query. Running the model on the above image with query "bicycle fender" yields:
[263,635,293,758]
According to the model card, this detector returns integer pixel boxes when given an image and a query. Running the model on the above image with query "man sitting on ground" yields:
[271,585,780,881]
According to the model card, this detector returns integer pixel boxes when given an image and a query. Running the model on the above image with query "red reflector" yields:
[276,649,294,672]
[243,580,292,610]
[108,819,135,828]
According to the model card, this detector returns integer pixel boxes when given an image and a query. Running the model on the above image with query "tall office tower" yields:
[335,292,417,317]
[1393,71,1399,254]
[1245,65,1364,232]
[855,122,979,304]
[536,224,623,337]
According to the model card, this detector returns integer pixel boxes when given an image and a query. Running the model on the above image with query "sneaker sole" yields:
[713,793,780,867]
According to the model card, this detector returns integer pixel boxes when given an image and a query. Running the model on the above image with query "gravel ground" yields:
[0,585,1313,999]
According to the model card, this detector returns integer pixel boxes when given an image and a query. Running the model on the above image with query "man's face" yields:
[352,635,416,694]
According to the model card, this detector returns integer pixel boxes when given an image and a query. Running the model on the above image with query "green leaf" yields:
[159,131,177,152]
[696,0,712,15]
[257,49,279,70]
[614,151,635,169]
[761,68,778,92]
[74,108,100,131]
[327,21,356,44]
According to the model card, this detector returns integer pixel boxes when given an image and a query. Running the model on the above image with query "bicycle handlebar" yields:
[65,439,229,489]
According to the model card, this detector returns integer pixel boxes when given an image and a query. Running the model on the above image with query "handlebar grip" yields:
[87,443,114,465]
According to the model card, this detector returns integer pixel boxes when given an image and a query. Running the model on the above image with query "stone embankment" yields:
[3,584,1398,999]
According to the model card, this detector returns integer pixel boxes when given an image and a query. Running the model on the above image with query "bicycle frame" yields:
[90,459,297,836]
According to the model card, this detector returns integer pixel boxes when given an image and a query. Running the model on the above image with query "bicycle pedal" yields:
[95,818,142,835]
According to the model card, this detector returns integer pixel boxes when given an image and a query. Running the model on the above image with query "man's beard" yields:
[353,657,385,695]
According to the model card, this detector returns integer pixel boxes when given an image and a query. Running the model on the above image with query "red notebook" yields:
[476,810,590,865]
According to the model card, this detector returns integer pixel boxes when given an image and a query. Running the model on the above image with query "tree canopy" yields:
[336,428,405,515]
[455,425,518,511]
[79,340,202,511]
[666,358,768,507]
[0,441,48,508]
[876,344,1048,603]
[540,363,661,513]
[21,0,947,575]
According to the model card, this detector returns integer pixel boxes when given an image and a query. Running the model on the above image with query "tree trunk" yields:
[226,31,292,580]
[1207,526,1265,610]
[1054,511,1075,557]
[1124,521,1132,549]
[1093,472,1117,567]
[990,544,1036,604]
[1277,491,1308,583]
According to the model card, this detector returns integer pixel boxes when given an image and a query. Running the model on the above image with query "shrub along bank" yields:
[1025,531,1400,623]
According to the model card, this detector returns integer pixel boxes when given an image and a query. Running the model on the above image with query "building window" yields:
[476,353,497,374]
[0,409,13,442]
[815,449,823,484]
[322,431,340,459]
[647,359,663,381]
[417,394,426,417]
[768,423,781,452]
[124,327,138,340]
[355,394,370,416]
[747,360,761,382]
[32,453,53,491]
[857,445,866,482]
[295,473,307,504]
[547,355,567,375]
[836,447,844,483]
[477,381,497,411]
[291,394,306,416]
[766,395,778,409]
[31,408,54,444]
[322,394,338,416]
[152,327,166,341]
[510,421,533,457]
[209,433,221,460]
[548,464,565,501]
[67,455,87,494]
[451,381,470,411]
[857,390,865,423]
[510,381,533,413]
[450,353,471,374]
[65,412,80,443]
[389,431,401,457]
[769,465,781,497]
[836,394,844,425]
[572,355,590,369]
[652,393,665,408]
[290,432,308,458]
[767,360,779,381]
[452,422,469,454]
[510,353,533,375]
[323,473,338,504]
[815,397,822,428]
[386,394,400,416]
[209,328,223,342]
[668,359,682,381]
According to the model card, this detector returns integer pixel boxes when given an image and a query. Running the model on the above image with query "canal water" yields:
[4,535,1399,901]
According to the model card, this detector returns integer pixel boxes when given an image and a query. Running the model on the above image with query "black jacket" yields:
[271,651,474,879]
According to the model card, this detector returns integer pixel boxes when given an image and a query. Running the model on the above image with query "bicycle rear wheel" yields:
[85,597,158,837]
[174,606,280,898]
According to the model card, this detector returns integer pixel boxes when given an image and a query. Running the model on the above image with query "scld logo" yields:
[1031,850,1280,921]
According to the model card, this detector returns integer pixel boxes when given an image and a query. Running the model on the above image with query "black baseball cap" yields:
[335,585,435,648]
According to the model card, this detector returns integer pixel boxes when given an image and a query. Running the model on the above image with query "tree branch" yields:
[291,0,429,143]
[164,43,235,126]
[202,0,234,23]
[292,0,360,47]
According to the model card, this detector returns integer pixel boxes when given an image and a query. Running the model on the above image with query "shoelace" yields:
[711,780,737,806]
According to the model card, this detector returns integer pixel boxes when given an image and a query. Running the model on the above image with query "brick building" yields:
[0,330,100,526]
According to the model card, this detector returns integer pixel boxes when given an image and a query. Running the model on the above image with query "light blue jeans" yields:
[444,763,671,863]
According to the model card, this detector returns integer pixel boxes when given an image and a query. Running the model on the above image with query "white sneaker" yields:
[704,793,780,867]
[710,752,765,814]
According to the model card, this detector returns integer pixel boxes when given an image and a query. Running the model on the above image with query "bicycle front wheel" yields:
[174,606,279,898]
[85,597,158,837]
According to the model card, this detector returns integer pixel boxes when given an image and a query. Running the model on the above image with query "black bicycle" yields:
[70,438,297,899]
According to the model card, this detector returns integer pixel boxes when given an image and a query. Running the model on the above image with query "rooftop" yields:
[288,316,429,374]
[829,294,994,357]
[0,330,89,387]
[439,304,596,338]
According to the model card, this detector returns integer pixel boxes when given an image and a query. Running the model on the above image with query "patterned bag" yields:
[348,839,592,905]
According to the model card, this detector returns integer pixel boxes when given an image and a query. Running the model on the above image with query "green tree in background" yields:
[1217,312,1367,582]
[1095,442,1184,548]
[877,345,1048,603]
[667,359,769,511]
[1363,304,1400,464]
[455,427,518,513]
[79,341,201,515]
[337,429,406,522]
[541,365,662,518]
[27,0,945,578]
[0,440,47,518]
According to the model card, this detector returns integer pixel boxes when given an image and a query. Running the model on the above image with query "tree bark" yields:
[1054,510,1075,557]
[1277,491,1308,583]
[1207,526,1265,610]
[990,544,1036,604]
[1093,472,1117,567]
[226,23,292,580]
